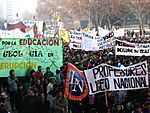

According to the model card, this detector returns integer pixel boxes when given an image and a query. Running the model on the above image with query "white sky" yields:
[14,0,37,14]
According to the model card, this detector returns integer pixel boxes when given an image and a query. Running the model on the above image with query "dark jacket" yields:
[15,89,25,113]
[22,95,38,113]
[37,100,50,113]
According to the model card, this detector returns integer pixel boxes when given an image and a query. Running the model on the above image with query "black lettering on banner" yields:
[92,66,112,79]
[114,76,148,89]
[48,53,54,57]
[117,48,133,53]
[128,67,135,76]
[140,63,147,75]
[117,48,122,52]
[3,51,23,57]
[90,78,110,93]
[114,68,126,77]
[134,50,139,53]
[92,66,104,79]
[105,65,113,77]
[29,50,43,57]
[90,83,97,93]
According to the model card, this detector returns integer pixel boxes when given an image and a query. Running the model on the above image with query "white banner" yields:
[84,61,149,95]
[81,32,99,51]
[115,46,150,56]
[113,28,125,37]
[0,29,34,38]
[98,27,110,37]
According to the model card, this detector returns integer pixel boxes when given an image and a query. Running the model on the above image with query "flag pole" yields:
[105,91,108,107]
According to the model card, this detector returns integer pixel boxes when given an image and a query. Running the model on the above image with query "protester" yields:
[53,90,68,113]
[30,69,36,86]
[24,76,31,94]
[37,92,50,113]
[55,69,61,85]
[35,66,43,80]
[22,87,38,113]
[113,104,124,113]
[7,69,18,111]
[44,67,54,80]
[132,103,143,113]
[15,83,25,113]
[47,77,56,111]
[34,79,44,95]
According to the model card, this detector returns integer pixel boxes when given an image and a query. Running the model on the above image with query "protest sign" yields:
[84,61,149,95]
[70,30,82,43]
[59,29,70,43]
[81,33,99,51]
[115,46,150,56]
[65,63,88,101]
[0,38,63,77]
[98,27,110,37]
[113,28,125,37]
[97,37,116,50]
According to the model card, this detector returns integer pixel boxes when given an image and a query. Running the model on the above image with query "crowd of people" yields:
[0,35,150,113]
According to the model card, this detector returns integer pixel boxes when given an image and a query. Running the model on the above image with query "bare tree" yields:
[125,0,150,36]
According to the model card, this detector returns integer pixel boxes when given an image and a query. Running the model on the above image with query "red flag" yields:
[7,22,27,31]
[65,63,88,101]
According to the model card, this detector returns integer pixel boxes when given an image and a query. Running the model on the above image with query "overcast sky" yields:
[14,0,37,14]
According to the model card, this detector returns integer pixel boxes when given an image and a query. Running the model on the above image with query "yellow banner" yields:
[59,29,70,43]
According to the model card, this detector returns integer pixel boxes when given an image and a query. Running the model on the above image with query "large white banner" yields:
[84,61,149,95]
[115,46,150,56]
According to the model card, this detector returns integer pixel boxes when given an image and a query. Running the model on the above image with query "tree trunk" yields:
[95,10,99,30]
[107,16,111,30]
[139,16,144,37]
[88,9,91,28]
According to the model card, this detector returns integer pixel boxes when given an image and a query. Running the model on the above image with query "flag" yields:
[65,63,88,101]
[59,29,70,43]
[7,22,27,31]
